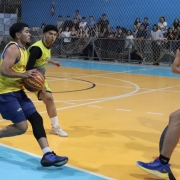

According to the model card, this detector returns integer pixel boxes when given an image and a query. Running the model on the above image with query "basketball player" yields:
[26,25,68,137]
[136,49,180,178]
[0,23,68,167]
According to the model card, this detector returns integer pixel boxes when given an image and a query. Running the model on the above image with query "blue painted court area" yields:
[53,58,180,78]
[0,144,112,180]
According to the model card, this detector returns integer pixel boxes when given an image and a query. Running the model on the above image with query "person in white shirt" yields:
[158,16,168,35]
[125,30,134,49]
[79,17,87,30]
[151,24,164,65]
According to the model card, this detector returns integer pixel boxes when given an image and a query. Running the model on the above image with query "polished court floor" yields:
[0,59,180,180]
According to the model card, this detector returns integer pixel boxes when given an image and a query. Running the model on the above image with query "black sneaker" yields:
[41,151,68,167]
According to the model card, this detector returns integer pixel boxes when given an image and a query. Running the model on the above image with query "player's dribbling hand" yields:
[23,69,37,78]
[54,61,61,67]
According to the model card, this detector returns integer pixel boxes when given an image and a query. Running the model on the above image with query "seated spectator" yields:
[158,16,168,35]
[87,16,96,29]
[70,26,77,37]
[63,16,73,31]
[132,25,138,38]
[39,23,46,35]
[108,27,116,38]
[136,24,147,39]
[84,27,91,38]
[73,17,79,30]
[141,17,150,32]
[77,26,85,38]
[91,26,99,37]
[56,15,64,30]
[79,17,87,30]
[134,18,141,29]
[172,18,179,32]
[61,26,71,43]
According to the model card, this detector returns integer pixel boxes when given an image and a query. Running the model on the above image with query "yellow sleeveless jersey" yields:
[27,40,51,70]
[0,41,27,94]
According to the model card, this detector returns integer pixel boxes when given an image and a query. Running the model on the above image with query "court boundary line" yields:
[0,143,117,180]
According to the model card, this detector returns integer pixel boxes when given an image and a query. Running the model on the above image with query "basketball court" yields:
[0,59,180,180]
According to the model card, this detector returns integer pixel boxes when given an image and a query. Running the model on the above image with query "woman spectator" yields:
[116,27,125,53]
[134,18,141,29]
[158,16,168,35]
[172,18,179,32]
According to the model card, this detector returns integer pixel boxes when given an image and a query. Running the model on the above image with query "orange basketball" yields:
[23,71,45,92]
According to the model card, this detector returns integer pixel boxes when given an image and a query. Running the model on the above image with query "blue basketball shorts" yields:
[0,90,36,123]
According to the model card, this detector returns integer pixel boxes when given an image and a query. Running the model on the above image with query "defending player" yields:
[136,48,180,179]
[26,25,68,137]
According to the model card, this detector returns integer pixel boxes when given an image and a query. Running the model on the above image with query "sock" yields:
[50,116,59,128]
[42,147,51,154]
[159,154,170,165]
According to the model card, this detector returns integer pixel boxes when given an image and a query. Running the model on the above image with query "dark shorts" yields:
[0,90,36,123]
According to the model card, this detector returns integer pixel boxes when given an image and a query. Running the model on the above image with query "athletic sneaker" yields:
[136,159,170,179]
[50,125,68,137]
[41,151,68,167]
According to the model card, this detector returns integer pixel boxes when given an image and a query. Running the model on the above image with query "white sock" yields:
[42,147,51,154]
[51,116,59,128]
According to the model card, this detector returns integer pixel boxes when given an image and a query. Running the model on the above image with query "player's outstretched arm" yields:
[48,59,61,67]
[172,49,180,74]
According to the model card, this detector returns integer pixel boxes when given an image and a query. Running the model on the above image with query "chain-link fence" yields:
[0,0,179,65]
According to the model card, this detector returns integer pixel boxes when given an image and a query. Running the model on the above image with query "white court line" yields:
[38,84,180,115]
[0,143,116,180]
[88,105,102,108]
[147,112,164,115]
[116,108,132,112]
[62,102,76,105]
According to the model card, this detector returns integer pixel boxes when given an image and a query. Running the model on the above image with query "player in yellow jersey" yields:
[0,23,68,167]
[26,25,68,137]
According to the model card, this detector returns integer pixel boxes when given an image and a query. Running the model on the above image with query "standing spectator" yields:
[74,10,81,23]
[141,17,150,32]
[164,28,175,51]
[63,16,73,31]
[79,17,87,30]
[136,24,147,53]
[134,18,141,29]
[172,18,179,32]
[56,15,64,30]
[132,25,138,38]
[98,13,110,34]
[158,16,168,35]
[116,27,125,53]
[87,16,96,29]
[151,24,164,65]
[125,30,134,50]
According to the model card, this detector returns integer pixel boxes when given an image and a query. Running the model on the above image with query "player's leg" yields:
[0,92,28,138]
[38,80,68,137]
[136,109,180,179]
[21,90,68,167]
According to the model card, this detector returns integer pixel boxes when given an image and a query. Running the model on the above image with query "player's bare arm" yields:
[0,44,37,78]
[48,59,61,66]
[172,49,180,74]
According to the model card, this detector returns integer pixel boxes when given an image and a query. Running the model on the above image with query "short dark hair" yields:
[43,25,58,33]
[9,22,29,39]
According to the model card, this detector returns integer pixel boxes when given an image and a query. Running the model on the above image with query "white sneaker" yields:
[50,125,68,137]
